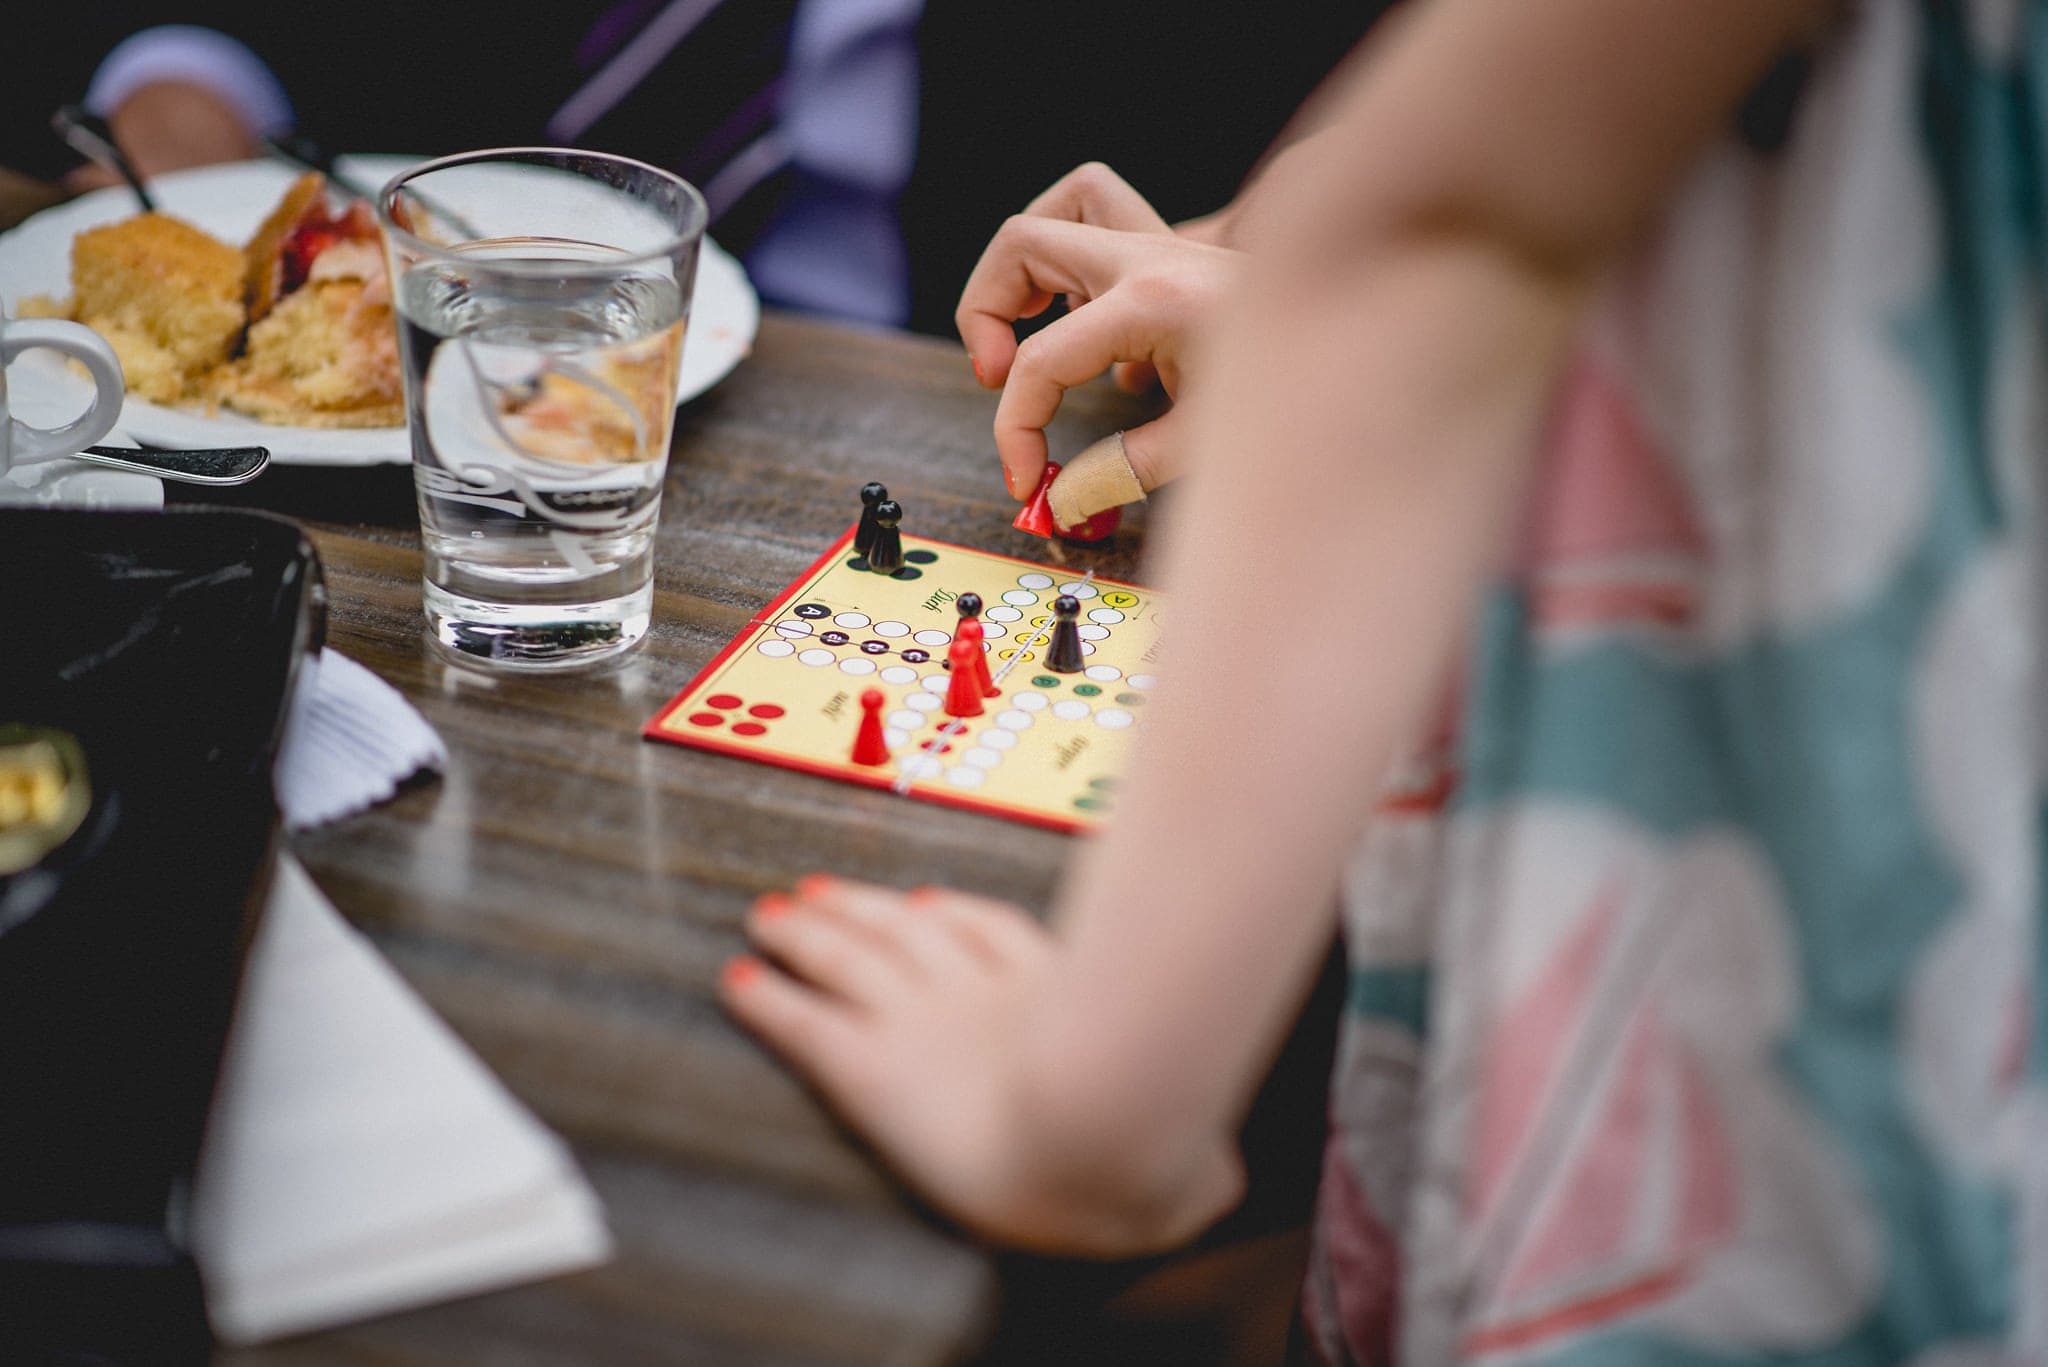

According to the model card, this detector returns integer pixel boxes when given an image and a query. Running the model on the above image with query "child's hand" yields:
[954,163,1244,514]
[720,877,1244,1254]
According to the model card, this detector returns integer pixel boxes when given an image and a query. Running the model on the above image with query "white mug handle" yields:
[3,319,126,467]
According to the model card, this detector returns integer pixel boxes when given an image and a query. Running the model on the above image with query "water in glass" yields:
[396,237,685,667]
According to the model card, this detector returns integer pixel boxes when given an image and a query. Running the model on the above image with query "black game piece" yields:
[855,482,889,557]
[955,591,983,623]
[867,499,905,575]
[1046,594,1085,673]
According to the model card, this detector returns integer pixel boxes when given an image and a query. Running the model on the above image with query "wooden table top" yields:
[203,312,1166,1366]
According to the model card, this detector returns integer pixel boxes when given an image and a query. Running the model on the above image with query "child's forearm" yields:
[1008,242,1584,1235]
[991,0,1834,1241]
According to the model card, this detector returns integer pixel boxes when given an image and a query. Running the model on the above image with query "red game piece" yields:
[1012,462,1061,538]
[1058,504,1122,543]
[1012,460,1123,542]
[943,638,985,718]
[851,688,890,765]
[955,617,999,698]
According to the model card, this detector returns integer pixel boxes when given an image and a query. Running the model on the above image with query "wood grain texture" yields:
[195,314,1174,1365]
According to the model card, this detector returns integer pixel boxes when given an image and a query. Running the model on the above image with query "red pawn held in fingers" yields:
[1058,503,1122,543]
[943,638,985,718]
[1012,462,1061,538]
[1013,460,1123,542]
[851,688,891,765]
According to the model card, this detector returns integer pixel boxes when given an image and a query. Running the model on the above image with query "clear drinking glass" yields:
[378,149,706,669]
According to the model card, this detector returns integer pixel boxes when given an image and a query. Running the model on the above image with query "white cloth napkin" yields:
[275,650,447,830]
[192,855,613,1343]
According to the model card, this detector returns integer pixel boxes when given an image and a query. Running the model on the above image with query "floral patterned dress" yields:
[1302,3,2048,1362]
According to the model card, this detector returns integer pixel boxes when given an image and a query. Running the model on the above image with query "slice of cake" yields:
[210,277,402,428]
[242,172,328,323]
[213,178,401,427]
[68,214,245,402]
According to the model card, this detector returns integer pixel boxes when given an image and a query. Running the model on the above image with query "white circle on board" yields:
[963,747,1003,769]
[1094,709,1135,730]
[799,648,834,666]
[758,639,795,657]
[905,693,941,713]
[883,727,910,748]
[1013,691,1049,711]
[880,665,917,685]
[833,611,871,629]
[776,619,813,637]
[1088,608,1125,625]
[1051,699,1090,721]
[874,620,910,637]
[1001,590,1038,606]
[985,605,1023,623]
[980,621,1008,639]
[898,755,942,780]
[1128,673,1158,690]
[980,728,1019,750]
[922,674,952,694]
[888,711,923,731]
[913,629,952,647]
[839,658,877,676]
[1076,624,1109,641]
[1081,642,1096,656]
[945,766,986,790]
[1059,582,1099,599]
[996,710,1034,731]
[1084,665,1121,682]
[1018,573,1054,590]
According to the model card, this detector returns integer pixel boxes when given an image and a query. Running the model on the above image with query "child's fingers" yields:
[799,878,986,980]
[955,217,1144,395]
[992,293,1156,500]
[1111,359,1161,395]
[719,956,873,1094]
[747,896,914,1007]
[1021,162,1175,236]
[1043,413,1183,529]
[908,887,1052,968]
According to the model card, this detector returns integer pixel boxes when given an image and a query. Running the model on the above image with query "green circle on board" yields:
[905,549,939,564]
[1089,776,1117,791]
[1074,683,1102,697]
[1115,692,1145,706]
[1073,796,1108,812]
[1032,675,1061,689]
[891,567,923,581]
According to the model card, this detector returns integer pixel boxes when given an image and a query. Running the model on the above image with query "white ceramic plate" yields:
[0,155,760,467]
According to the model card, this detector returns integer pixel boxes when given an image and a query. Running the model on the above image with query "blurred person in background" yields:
[723,0,2048,1361]
[33,3,1384,331]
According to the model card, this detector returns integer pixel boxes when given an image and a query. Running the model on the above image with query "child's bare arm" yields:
[727,0,1833,1254]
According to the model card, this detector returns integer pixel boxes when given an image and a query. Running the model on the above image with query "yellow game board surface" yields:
[645,528,1160,832]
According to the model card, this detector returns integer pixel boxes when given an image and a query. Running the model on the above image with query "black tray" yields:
[0,509,324,1362]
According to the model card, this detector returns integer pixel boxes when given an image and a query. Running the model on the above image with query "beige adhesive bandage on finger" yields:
[1047,431,1148,528]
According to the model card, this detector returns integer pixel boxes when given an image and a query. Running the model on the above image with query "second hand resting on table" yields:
[721,0,1829,1257]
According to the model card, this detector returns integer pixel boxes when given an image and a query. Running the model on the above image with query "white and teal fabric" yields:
[1302,3,2048,1362]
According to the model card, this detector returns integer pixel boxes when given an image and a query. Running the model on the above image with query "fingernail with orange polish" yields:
[970,354,985,384]
[795,873,836,900]
[753,892,791,919]
[721,956,762,990]
[906,886,941,908]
